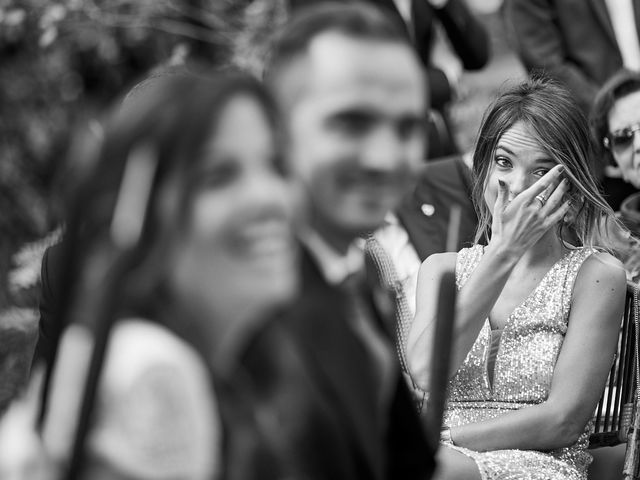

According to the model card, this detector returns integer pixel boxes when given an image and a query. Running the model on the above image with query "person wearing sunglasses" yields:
[591,69,640,283]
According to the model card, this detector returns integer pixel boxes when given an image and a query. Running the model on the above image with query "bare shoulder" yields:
[574,250,626,303]
[576,251,626,287]
[419,251,457,276]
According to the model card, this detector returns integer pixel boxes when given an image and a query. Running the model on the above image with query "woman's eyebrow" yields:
[495,145,514,155]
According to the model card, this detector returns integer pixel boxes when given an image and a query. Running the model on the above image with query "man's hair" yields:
[264,1,410,82]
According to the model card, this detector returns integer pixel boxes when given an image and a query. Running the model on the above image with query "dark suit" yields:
[288,0,490,157]
[504,0,640,114]
[276,247,435,480]
[396,155,478,261]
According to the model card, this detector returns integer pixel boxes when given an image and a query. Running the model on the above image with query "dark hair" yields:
[472,76,619,250]
[590,69,640,166]
[264,1,411,82]
[67,70,280,317]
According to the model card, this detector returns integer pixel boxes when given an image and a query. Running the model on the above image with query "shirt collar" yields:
[301,230,365,285]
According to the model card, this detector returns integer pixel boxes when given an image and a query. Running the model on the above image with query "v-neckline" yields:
[483,248,576,393]
[486,248,575,331]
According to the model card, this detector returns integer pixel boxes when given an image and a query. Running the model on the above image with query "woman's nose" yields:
[504,173,531,198]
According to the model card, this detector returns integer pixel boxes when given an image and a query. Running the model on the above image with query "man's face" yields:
[281,32,426,249]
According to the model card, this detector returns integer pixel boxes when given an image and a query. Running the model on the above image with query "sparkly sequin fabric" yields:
[443,245,596,480]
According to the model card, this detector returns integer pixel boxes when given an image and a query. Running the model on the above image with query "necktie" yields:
[340,269,395,413]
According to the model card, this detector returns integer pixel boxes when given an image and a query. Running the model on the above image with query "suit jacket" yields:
[276,247,435,480]
[504,0,640,113]
[396,155,478,261]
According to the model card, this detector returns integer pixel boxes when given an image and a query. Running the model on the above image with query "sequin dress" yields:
[444,245,596,480]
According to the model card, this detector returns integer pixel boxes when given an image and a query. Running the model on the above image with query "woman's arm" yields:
[447,252,627,451]
[408,243,523,389]
[408,166,570,389]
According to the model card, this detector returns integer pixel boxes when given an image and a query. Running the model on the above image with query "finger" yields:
[494,178,509,214]
[541,178,570,212]
[543,199,572,228]
[524,165,565,202]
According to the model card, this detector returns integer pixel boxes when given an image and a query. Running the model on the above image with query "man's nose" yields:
[361,126,404,171]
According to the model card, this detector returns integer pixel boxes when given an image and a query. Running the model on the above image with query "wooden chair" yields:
[588,282,640,480]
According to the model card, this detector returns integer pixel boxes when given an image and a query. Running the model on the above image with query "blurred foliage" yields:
[0,0,288,310]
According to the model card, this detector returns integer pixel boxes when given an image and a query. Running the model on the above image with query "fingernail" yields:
[557,165,565,174]
[498,179,505,187]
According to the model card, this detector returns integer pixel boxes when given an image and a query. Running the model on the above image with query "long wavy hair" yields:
[472,77,620,251]
[64,69,282,323]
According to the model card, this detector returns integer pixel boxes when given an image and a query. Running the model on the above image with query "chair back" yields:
[589,282,639,449]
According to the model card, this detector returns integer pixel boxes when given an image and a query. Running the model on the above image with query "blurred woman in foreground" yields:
[408,78,627,480]
[41,71,299,479]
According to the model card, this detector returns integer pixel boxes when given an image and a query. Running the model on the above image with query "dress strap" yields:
[560,247,597,316]
[455,244,485,290]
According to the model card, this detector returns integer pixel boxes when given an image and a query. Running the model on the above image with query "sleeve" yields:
[43,322,222,480]
[503,0,599,112]
[433,0,491,70]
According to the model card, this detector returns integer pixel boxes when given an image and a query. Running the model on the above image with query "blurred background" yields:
[0,0,523,411]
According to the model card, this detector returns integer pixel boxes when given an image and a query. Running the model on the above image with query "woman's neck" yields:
[516,230,568,270]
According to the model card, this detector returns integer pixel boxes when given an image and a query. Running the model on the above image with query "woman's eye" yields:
[533,168,550,178]
[195,161,238,189]
[494,156,511,168]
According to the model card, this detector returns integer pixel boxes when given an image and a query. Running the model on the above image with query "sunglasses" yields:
[603,123,640,150]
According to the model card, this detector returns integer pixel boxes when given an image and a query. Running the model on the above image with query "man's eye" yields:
[494,156,511,168]
[329,113,373,135]
[396,117,423,139]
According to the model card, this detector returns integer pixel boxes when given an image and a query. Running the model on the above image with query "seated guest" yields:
[38,72,327,479]
[376,152,478,318]
[591,69,640,281]
[264,2,435,477]
[408,77,628,480]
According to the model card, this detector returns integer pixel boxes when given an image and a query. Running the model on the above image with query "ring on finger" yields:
[535,193,547,207]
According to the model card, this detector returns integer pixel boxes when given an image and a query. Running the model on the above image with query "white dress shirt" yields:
[605,0,640,71]
[373,213,422,317]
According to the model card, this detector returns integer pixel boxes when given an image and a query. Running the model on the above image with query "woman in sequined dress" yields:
[407,78,628,480]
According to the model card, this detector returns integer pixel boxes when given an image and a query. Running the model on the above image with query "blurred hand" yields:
[0,367,57,480]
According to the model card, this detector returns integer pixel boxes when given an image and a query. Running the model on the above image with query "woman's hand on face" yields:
[490,164,571,257]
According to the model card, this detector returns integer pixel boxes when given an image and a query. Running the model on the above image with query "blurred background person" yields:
[408,78,627,480]
[265,3,436,478]
[503,0,640,211]
[38,71,309,479]
[591,68,640,282]
[288,0,490,159]
[504,0,640,116]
